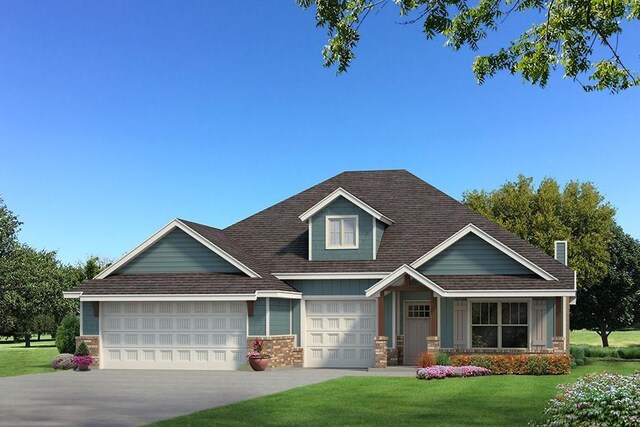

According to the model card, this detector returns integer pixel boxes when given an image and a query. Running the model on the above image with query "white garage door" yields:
[101,301,247,370]
[304,299,376,368]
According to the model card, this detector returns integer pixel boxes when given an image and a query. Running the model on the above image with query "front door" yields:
[404,301,430,365]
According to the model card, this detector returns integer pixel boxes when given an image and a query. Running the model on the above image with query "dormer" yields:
[299,188,393,261]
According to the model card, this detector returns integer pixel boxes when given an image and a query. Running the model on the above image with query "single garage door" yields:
[101,301,247,370]
[304,299,376,368]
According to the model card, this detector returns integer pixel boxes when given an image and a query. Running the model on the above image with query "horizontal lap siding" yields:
[292,300,301,346]
[419,233,532,275]
[249,298,266,336]
[287,279,377,296]
[117,228,241,274]
[440,298,454,348]
[375,220,386,257]
[82,302,99,335]
[269,299,291,336]
[310,196,374,261]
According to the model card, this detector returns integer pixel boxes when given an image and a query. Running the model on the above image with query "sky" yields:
[0,1,638,265]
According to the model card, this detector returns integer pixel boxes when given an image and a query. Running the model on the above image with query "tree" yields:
[463,175,616,288]
[571,226,640,346]
[0,196,21,258]
[296,0,640,93]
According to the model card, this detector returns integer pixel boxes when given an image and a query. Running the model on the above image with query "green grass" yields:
[149,361,640,427]
[0,336,58,377]
[571,329,640,347]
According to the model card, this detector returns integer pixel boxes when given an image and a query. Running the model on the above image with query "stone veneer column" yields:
[247,336,302,368]
[75,336,100,368]
[426,336,440,354]
[552,337,566,354]
[374,336,388,368]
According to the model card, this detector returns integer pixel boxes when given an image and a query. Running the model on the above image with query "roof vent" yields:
[554,241,568,265]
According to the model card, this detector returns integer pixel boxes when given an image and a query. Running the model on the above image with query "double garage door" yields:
[101,301,247,370]
[304,299,377,368]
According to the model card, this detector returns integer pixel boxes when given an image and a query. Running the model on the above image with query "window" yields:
[325,216,358,249]
[471,301,529,349]
[407,304,430,318]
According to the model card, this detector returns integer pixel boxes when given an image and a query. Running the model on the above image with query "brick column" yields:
[426,336,440,354]
[75,336,100,368]
[552,337,566,354]
[374,336,388,368]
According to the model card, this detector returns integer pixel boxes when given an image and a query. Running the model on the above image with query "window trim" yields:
[468,299,530,350]
[325,215,359,250]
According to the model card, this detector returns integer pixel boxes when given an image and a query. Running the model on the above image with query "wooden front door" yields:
[404,301,430,365]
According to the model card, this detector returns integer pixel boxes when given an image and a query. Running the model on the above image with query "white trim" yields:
[80,294,258,302]
[298,187,394,225]
[95,219,261,279]
[554,240,568,265]
[325,215,359,249]
[273,272,390,280]
[79,300,84,336]
[365,265,448,298]
[266,297,271,336]
[562,296,568,350]
[391,291,396,348]
[254,291,302,300]
[445,289,575,297]
[64,291,83,299]
[437,296,441,337]
[372,216,377,260]
[410,223,558,281]
[302,295,370,300]
[308,220,313,261]
[289,300,293,335]
[98,302,103,368]
[300,297,306,348]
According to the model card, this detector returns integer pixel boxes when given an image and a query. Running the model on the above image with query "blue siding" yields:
[269,299,291,336]
[384,292,393,346]
[547,298,555,348]
[249,298,266,336]
[398,291,431,334]
[292,300,301,346]
[82,302,99,335]
[116,228,241,274]
[310,196,374,260]
[440,298,454,348]
[287,279,377,296]
[375,220,385,257]
[419,233,532,275]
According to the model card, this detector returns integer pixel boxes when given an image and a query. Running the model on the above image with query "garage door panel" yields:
[304,300,376,368]
[102,301,247,370]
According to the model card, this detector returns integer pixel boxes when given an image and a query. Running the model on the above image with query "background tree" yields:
[571,226,640,346]
[296,0,640,93]
[0,196,21,258]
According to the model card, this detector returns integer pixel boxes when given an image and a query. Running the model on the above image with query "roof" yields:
[428,275,574,291]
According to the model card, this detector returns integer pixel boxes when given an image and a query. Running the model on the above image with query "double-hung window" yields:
[326,216,358,249]
[471,301,529,349]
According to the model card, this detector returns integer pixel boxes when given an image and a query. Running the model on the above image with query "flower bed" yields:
[449,354,570,375]
[537,372,640,426]
[52,353,74,370]
[416,365,491,380]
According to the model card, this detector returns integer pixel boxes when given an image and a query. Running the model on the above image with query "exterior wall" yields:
[249,298,267,336]
[75,336,100,368]
[287,279,377,296]
[291,300,301,346]
[384,293,393,346]
[440,297,454,348]
[82,301,99,336]
[419,233,532,275]
[374,220,386,257]
[546,297,555,349]
[116,228,241,274]
[309,196,374,261]
[247,335,302,368]
[269,299,291,336]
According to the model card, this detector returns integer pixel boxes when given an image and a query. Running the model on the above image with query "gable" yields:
[114,228,242,275]
[418,233,534,276]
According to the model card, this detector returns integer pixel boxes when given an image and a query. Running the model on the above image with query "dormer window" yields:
[326,215,358,249]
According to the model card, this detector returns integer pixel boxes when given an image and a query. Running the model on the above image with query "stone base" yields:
[553,336,566,354]
[247,336,302,368]
[374,336,388,368]
[75,336,100,368]
[387,348,399,366]
[426,336,440,354]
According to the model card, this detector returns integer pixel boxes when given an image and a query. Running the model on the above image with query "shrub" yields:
[537,373,640,426]
[75,341,90,356]
[416,365,491,380]
[618,347,640,359]
[51,353,74,370]
[435,352,450,366]
[449,354,570,375]
[55,315,79,354]
[416,351,436,368]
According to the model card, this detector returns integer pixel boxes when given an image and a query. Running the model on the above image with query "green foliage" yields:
[0,196,21,258]
[55,314,80,354]
[571,344,640,359]
[75,341,90,356]
[537,373,640,426]
[435,352,450,365]
[296,0,639,93]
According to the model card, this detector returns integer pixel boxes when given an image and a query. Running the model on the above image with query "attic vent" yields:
[554,241,568,265]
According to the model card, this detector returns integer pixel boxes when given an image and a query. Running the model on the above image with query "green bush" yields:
[570,344,640,359]
[55,315,79,354]
[435,352,450,365]
[618,347,640,359]
[537,373,640,426]
[75,341,90,356]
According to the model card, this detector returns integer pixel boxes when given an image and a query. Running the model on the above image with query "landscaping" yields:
[149,360,640,427]
[571,329,640,347]
[0,336,59,378]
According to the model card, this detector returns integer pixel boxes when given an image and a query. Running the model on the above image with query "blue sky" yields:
[1,1,638,264]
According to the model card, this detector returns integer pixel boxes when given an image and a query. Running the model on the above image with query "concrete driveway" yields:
[0,368,366,427]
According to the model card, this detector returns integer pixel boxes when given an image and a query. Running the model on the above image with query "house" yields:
[64,170,576,370]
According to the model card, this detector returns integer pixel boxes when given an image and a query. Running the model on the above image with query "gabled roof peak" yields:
[298,187,394,225]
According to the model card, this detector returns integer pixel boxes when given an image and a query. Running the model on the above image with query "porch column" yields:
[430,293,438,335]
[377,293,385,336]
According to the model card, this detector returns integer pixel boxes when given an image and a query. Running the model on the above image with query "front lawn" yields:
[0,336,58,377]
[571,329,640,347]
[150,361,640,427]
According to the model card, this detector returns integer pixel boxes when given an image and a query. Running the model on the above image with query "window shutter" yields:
[532,299,547,346]
[453,301,468,349]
